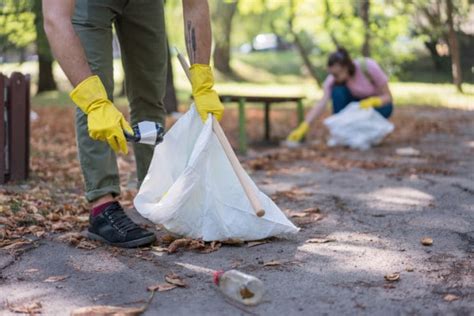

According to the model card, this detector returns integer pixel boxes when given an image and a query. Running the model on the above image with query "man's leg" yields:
[72,1,122,203]
[114,0,167,186]
[71,1,156,248]
[331,85,357,114]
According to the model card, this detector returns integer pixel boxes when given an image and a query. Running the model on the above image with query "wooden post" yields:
[264,102,271,141]
[238,98,247,154]
[0,74,6,184]
[8,73,30,181]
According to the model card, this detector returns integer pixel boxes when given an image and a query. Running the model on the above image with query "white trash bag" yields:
[134,105,299,241]
[323,102,394,150]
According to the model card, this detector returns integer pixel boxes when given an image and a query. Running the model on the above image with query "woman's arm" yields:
[377,83,392,105]
[305,92,330,124]
[43,0,92,87]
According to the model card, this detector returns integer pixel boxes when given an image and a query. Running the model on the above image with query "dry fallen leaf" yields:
[151,246,168,252]
[263,260,282,267]
[384,273,400,282]
[56,232,84,246]
[24,268,39,273]
[2,240,32,250]
[288,211,308,218]
[147,283,177,292]
[421,237,433,246]
[306,238,336,244]
[405,267,414,272]
[44,275,69,283]
[167,238,191,254]
[77,240,98,250]
[443,294,460,302]
[161,234,178,245]
[7,301,42,314]
[71,305,145,316]
[165,273,187,287]
[247,240,268,248]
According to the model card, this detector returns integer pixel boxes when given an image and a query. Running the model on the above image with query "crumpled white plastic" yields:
[134,105,299,241]
[323,102,394,150]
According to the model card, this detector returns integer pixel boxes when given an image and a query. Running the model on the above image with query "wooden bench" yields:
[219,95,305,153]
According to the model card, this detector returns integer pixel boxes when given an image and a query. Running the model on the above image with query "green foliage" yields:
[0,0,35,50]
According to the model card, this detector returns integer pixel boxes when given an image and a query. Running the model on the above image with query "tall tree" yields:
[288,0,322,87]
[212,0,239,75]
[33,0,57,93]
[360,0,371,57]
[445,0,463,92]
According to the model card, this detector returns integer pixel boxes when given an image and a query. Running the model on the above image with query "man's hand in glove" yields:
[359,96,383,110]
[70,75,133,154]
[190,64,224,122]
[286,122,310,143]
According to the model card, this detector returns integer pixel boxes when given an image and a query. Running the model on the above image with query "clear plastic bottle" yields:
[213,270,264,305]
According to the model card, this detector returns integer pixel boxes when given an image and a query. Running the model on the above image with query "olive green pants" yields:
[72,0,167,202]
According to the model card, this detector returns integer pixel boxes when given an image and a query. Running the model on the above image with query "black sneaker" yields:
[87,202,156,248]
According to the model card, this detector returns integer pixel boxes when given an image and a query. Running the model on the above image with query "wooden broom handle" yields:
[176,51,265,217]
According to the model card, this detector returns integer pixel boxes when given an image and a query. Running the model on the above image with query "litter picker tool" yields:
[176,49,265,218]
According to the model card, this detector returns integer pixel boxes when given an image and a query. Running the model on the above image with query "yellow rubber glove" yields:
[70,75,133,154]
[190,64,224,122]
[286,122,309,142]
[360,96,383,110]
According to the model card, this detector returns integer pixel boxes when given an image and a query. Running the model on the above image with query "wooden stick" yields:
[176,50,265,217]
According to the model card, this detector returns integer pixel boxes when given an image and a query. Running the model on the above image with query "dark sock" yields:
[91,201,115,217]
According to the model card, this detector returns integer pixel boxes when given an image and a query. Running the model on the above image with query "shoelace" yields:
[105,204,141,233]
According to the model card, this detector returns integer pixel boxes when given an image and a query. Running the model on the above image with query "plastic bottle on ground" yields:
[213,269,264,305]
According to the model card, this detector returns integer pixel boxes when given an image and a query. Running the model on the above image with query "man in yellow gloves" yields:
[43,0,223,248]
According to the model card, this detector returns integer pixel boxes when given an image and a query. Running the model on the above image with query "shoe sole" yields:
[87,231,156,248]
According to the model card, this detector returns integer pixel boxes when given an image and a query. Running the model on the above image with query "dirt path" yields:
[1,106,473,315]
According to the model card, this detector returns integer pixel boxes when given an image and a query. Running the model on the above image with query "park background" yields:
[1,0,473,116]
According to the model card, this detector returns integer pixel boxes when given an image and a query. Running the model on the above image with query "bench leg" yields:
[238,98,247,154]
[297,99,304,124]
[264,102,271,141]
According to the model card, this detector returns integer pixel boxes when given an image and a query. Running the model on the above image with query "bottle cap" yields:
[213,270,225,285]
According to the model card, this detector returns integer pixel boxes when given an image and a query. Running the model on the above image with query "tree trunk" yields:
[33,0,57,94]
[288,0,322,87]
[360,0,371,57]
[163,39,178,113]
[424,40,443,70]
[212,0,238,75]
[446,0,463,92]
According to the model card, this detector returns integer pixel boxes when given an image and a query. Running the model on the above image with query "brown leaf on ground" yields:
[405,267,414,272]
[287,210,308,218]
[7,301,42,314]
[76,240,98,250]
[70,305,145,316]
[43,275,69,283]
[200,241,221,254]
[263,260,282,267]
[165,273,187,287]
[384,273,400,282]
[443,294,460,302]
[221,239,243,245]
[161,234,178,245]
[421,237,433,246]
[151,246,168,252]
[56,232,84,246]
[24,268,39,273]
[247,240,269,248]
[306,238,336,244]
[167,238,191,253]
[147,283,177,292]
[1,239,32,250]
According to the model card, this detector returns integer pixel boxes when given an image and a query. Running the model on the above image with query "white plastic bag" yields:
[134,105,299,241]
[323,102,394,150]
